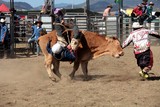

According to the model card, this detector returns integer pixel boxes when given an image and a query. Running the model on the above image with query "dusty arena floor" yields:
[0,46,160,107]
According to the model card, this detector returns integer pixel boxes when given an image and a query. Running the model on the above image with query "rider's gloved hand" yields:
[67,45,72,50]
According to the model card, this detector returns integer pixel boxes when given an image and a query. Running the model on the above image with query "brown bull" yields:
[38,30,124,81]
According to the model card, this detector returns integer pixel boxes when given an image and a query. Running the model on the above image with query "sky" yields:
[7,0,86,7]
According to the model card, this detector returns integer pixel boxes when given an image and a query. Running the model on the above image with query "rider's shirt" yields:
[31,25,43,40]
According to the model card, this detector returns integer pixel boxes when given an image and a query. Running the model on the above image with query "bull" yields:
[38,30,124,81]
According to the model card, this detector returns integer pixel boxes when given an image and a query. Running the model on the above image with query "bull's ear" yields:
[112,37,116,40]
[112,36,118,40]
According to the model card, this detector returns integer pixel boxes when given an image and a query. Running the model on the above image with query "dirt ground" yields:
[0,46,160,107]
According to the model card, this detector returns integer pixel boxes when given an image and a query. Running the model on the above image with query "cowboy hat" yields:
[0,18,6,23]
[107,5,113,8]
[54,8,66,15]
[35,20,43,25]
[132,22,143,28]
[149,2,154,5]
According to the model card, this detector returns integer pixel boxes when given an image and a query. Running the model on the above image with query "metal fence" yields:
[2,13,160,57]
[66,16,160,45]
[90,16,160,45]
[64,15,160,45]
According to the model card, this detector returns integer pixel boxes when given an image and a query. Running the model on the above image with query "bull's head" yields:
[105,37,124,58]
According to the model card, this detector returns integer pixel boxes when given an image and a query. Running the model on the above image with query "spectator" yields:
[0,11,5,20]
[138,1,148,25]
[131,4,143,21]
[146,2,155,23]
[0,19,9,58]
[141,1,148,14]
[102,5,113,20]
[122,22,160,79]
[28,20,43,56]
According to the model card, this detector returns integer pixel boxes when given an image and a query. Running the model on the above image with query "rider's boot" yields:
[139,67,150,79]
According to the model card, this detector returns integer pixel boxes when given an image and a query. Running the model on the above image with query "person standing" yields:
[146,2,154,17]
[122,22,160,79]
[102,5,113,20]
[0,18,9,58]
[28,20,43,56]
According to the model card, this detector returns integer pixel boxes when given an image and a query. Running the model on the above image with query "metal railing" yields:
[2,14,160,56]
[89,16,160,44]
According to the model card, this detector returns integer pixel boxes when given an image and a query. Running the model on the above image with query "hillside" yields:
[74,0,160,12]
[0,0,159,12]
[0,0,33,10]
[64,0,160,12]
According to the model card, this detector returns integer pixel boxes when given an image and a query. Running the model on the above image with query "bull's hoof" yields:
[49,77,60,82]
[69,74,74,80]
[83,76,91,81]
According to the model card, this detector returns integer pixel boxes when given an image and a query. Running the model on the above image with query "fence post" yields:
[116,16,120,39]
[10,0,15,57]
[118,16,123,43]
[119,0,123,43]
[105,17,107,36]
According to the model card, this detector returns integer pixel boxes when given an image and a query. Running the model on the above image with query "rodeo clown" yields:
[122,22,160,79]
[48,8,81,62]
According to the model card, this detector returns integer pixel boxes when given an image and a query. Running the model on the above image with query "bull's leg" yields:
[69,61,80,79]
[45,55,60,82]
[81,61,89,81]
[52,59,61,78]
